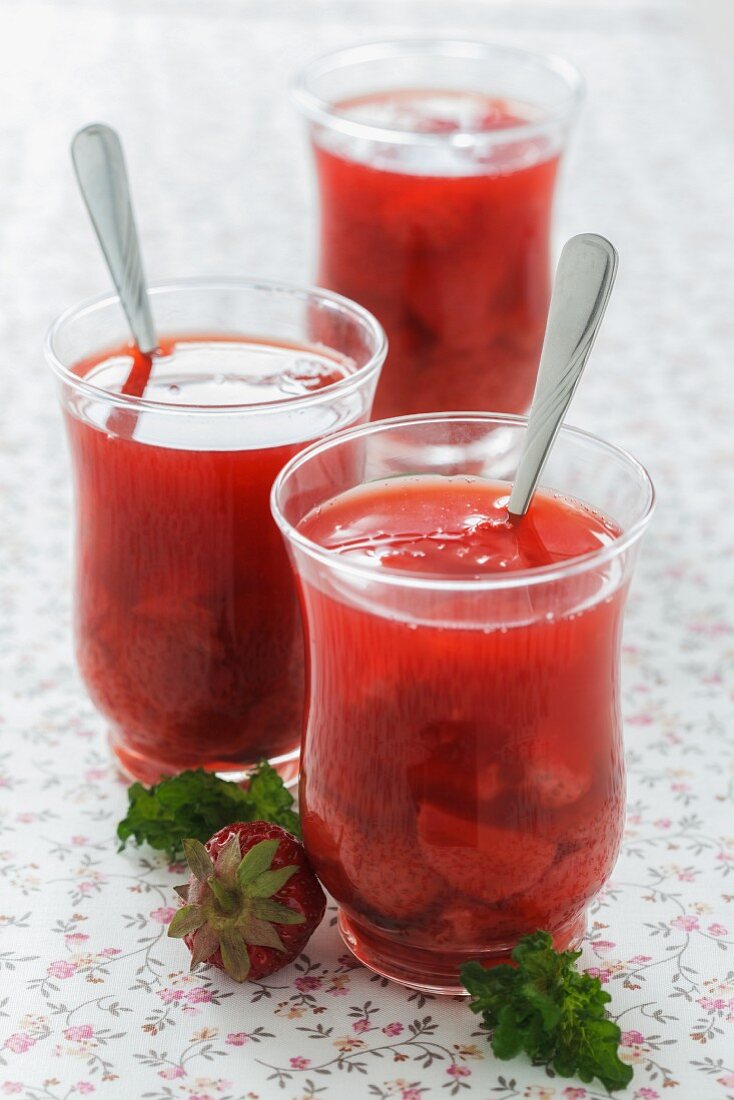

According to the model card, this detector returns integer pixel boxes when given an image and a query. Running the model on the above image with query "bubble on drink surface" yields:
[278,356,347,396]
[78,338,362,450]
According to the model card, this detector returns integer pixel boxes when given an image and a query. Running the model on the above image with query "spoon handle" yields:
[507,233,618,517]
[71,123,157,355]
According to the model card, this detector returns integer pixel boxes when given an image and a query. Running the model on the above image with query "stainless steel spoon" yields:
[71,123,158,356]
[507,233,619,518]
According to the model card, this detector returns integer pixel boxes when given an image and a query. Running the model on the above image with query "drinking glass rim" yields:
[44,276,388,417]
[271,411,655,593]
[291,38,585,147]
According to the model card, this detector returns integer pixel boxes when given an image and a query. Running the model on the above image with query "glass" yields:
[46,278,385,785]
[293,39,583,419]
[272,413,654,993]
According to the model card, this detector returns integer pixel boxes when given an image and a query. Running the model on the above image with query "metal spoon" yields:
[71,123,158,357]
[507,233,618,518]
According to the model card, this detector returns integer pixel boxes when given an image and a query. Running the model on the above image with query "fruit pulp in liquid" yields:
[297,474,626,985]
[313,89,560,418]
[66,334,354,782]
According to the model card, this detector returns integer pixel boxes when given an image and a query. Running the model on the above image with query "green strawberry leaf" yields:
[167,905,205,938]
[248,865,299,898]
[236,839,279,888]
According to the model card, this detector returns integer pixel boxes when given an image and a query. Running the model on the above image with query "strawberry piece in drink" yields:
[417,803,556,905]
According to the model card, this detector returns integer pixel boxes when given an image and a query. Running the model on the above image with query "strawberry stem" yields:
[209,878,238,914]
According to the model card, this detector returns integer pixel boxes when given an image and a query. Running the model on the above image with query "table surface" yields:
[2,1,734,1098]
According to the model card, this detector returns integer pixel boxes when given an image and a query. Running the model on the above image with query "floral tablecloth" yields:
[1,0,734,1098]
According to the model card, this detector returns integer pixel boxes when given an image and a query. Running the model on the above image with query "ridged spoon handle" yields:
[507,233,619,518]
[71,123,157,355]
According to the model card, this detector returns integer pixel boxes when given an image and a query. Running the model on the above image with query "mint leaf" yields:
[117,762,300,860]
[460,931,633,1093]
[246,761,301,838]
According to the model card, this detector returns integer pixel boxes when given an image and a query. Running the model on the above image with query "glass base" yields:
[338,909,587,995]
[109,729,300,789]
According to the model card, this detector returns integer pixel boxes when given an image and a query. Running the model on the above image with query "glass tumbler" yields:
[46,278,385,785]
[272,413,654,993]
[293,39,583,419]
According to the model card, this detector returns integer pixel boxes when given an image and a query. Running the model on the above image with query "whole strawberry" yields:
[167,822,326,982]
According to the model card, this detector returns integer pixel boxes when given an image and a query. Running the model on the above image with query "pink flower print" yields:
[294,976,323,992]
[383,1022,404,1036]
[653,819,671,829]
[226,1032,249,1046]
[563,1090,587,1099]
[158,1067,185,1079]
[150,907,177,924]
[290,1057,310,1069]
[697,996,726,1011]
[64,933,89,945]
[158,988,185,1004]
[585,967,611,983]
[186,988,213,1004]
[352,1019,370,1033]
[84,769,106,781]
[635,1090,659,1099]
[446,1065,471,1078]
[76,1085,95,1095]
[16,813,36,824]
[3,1034,35,1054]
[71,836,88,846]
[670,782,690,792]
[100,947,121,957]
[592,940,615,952]
[1,1086,22,1096]
[717,1074,734,1087]
[718,851,734,862]
[48,960,77,979]
[708,923,728,937]
[621,1030,644,1046]
[629,954,652,964]
[671,915,699,932]
[64,1025,94,1041]
[402,1091,422,1100]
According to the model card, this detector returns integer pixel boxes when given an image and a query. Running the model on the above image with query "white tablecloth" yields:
[1,1,734,1097]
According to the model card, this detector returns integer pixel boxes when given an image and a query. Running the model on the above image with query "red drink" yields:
[51,277,385,786]
[310,88,562,418]
[296,474,626,987]
[67,335,351,782]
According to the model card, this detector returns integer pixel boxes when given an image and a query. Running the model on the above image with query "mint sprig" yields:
[117,762,300,860]
[460,931,633,1093]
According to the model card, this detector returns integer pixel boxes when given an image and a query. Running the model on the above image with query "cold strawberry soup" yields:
[314,91,558,417]
[273,413,653,992]
[49,281,385,785]
[295,43,581,420]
